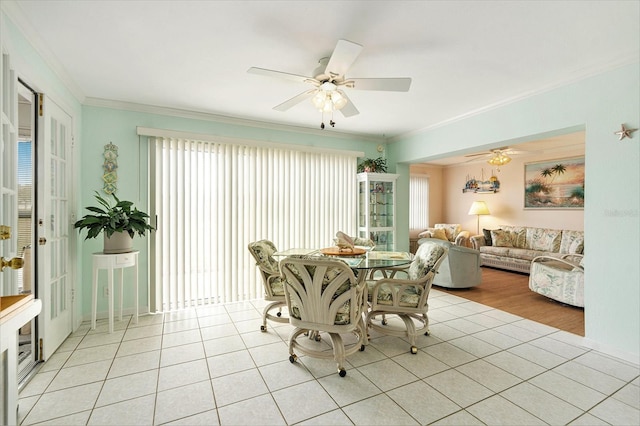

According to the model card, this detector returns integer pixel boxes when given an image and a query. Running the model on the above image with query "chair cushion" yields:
[249,240,278,272]
[366,281,421,307]
[270,277,285,296]
[408,243,446,280]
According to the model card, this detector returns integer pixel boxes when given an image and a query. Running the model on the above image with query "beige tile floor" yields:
[18,289,639,425]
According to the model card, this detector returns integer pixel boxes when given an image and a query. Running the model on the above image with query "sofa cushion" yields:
[527,228,562,252]
[481,246,548,262]
[509,248,549,262]
[559,230,584,254]
[480,246,511,256]
[491,229,513,247]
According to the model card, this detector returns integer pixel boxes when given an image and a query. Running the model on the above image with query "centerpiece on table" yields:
[74,191,154,254]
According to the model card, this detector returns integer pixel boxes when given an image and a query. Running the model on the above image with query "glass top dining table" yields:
[273,248,413,270]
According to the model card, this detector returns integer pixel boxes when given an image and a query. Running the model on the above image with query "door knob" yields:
[39,237,47,245]
[1,256,24,272]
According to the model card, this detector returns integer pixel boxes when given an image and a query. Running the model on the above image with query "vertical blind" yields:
[149,136,358,312]
[409,175,429,229]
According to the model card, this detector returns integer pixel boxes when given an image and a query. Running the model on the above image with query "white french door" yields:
[37,95,73,360]
[0,49,19,296]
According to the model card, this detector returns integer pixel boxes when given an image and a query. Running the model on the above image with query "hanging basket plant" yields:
[357,157,388,173]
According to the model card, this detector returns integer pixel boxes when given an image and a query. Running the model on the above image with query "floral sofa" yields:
[469,226,584,274]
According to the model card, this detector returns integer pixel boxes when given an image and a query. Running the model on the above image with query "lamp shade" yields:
[468,201,490,216]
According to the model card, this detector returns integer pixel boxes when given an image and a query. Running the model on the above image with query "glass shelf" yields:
[357,172,398,251]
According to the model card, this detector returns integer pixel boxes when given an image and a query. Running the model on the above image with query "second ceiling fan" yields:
[248,39,412,128]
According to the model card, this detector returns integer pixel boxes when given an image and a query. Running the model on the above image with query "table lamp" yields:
[468,201,490,234]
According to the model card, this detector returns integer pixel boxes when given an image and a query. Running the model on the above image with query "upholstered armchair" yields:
[529,254,584,307]
[418,223,470,247]
[247,240,289,332]
[366,241,448,354]
[418,238,482,288]
[279,256,367,377]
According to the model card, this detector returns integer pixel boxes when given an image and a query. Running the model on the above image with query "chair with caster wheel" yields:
[365,240,448,354]
[248,240,289,332]
[280,256,367,377]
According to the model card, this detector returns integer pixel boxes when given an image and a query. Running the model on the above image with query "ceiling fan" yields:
[464,147,531,167]
[247,39,412,128]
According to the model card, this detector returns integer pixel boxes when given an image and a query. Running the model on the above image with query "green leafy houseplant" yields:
[357,157,388,173]
[74,191,154,239]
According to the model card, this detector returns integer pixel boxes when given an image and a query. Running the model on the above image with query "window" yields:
[409,174,429,229]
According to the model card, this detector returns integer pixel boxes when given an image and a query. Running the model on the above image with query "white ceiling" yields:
[5,1,639,141]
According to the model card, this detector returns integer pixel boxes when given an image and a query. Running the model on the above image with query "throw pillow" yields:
[510,229,527,249]
[418,228,436,239]
[432,228,448,241]
[491,229,513,247]
[482,228,495,246]
[569,239,584,254]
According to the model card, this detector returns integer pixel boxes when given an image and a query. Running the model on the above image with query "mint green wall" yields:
[389,63,640,359]
[4,5,638,361]
[81,105,381,317]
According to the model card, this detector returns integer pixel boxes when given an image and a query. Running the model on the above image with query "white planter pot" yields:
[104,231,133,254]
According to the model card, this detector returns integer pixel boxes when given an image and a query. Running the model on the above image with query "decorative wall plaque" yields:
[103,142,118,194]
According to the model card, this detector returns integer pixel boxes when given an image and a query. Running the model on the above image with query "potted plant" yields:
[357,157,388,173]
[74,191,154,254]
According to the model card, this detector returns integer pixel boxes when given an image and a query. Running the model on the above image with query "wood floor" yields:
[436,266,585,336]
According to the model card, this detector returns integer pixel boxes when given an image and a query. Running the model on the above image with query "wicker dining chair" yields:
[366,240,448,354]
[280,256,367,377]
[247,240,289,332]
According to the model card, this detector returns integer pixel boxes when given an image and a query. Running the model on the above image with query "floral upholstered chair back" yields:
[369,241,448,309]
[247,240,285,298]
[408,242,449,283]
[280,256,365,328]
[365,240,448,354]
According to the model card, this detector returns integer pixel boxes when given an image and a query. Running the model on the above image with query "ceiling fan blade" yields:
[247,67,312,84]
[347,77,412,92]
[338,92,359,117]
[273,90,315,112]
[464,152,490,158]
[324,39,363,78]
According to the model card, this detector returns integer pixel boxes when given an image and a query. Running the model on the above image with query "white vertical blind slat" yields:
[151,137,357,311]
[409,175,430,229]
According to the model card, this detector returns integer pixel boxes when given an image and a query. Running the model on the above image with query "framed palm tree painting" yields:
[524,156,584,209]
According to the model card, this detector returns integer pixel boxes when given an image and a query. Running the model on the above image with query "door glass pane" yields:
[59,125,66,158]
[50,117,57,155]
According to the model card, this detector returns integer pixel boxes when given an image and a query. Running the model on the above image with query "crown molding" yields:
[2,0,85,103]
[389,56,640,144]
[84,97,385,143]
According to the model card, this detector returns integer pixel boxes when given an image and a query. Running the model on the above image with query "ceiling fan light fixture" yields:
[331,90,347,109]
[487,153,511,166]
[311,88,348,112]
